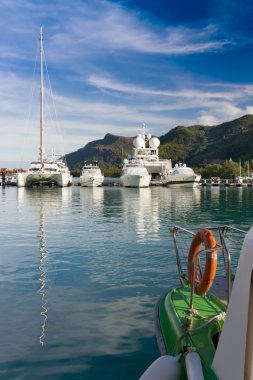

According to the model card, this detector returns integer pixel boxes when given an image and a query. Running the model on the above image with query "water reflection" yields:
[152,187,201,226]
[99,187,203,243]
[136,188,159,242]
[76,293,156,356]
[17,187,72,345]
[79,187,104,217]
[38,202,48,345]
[5,185,253,380]
[156,186,201,208]
[121,188,160,243]
[17,186,72,207]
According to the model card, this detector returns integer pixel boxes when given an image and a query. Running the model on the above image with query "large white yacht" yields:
[127,125,201,187]
[80,161,104,187]
[128,126,172,185]
[163,163,201,187]
[121,159,151,188]
[16,27,72,188]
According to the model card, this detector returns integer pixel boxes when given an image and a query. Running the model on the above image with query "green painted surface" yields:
[158,284,226,380]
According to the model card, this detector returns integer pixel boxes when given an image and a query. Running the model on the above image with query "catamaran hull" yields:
[121,174,151,188]
[16,172,72,187]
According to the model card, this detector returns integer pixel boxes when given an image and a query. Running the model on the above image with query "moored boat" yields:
[125,124,172,185]
[140,225,252,380]
[80,161,104,187]
[163,163,201,187]
[4,175,17,186]
[16,27,72,188]
[211,177,221,186]
[120,158,151,188]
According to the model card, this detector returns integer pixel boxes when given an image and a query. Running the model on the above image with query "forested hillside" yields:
[66,114,253,172]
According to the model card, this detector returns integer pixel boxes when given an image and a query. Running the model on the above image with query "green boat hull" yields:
[155,283,227,380]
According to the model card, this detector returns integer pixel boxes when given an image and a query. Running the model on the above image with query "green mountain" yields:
[65,133,133,171]
[66,114,253,170]
[159,114,253,165]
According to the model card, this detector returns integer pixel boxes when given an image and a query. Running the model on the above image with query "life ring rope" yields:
[187,228,218,295]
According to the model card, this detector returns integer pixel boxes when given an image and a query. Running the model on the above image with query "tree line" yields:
[70,159,253,179]
[195,159,253,179]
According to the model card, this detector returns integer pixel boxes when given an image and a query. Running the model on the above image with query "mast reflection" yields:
[38,203,48,346]
[17,187,72,346]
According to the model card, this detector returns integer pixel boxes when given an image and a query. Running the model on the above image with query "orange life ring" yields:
[188,228,218,295]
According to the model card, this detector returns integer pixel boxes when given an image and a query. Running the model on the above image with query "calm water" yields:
[1,184,253,379]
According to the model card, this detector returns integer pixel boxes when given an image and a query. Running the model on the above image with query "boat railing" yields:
[170,225,247,307]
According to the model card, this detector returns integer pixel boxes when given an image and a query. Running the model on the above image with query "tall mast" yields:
[40,26,44,166]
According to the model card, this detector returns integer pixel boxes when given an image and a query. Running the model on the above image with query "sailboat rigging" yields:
[16,27,72,188]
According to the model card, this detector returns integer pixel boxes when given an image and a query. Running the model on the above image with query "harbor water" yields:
[1,184,253,379]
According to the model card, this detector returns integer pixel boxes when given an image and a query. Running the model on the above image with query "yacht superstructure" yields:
[128,127,172,185]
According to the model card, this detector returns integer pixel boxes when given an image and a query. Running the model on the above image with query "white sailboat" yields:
[80,161,104,187]
[16,27,72,188]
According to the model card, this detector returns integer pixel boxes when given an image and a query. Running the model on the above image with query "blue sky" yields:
[1,0,253,168]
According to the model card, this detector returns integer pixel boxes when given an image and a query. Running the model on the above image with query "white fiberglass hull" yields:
[80,175,104,187]
[16,172,72,187]
[121,174,151,188]
[164,175,201,188]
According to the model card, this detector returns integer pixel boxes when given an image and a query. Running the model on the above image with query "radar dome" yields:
[133,136,145,148]
[149,137,160,149]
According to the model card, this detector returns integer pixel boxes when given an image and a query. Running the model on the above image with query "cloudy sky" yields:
[1,0,253,168]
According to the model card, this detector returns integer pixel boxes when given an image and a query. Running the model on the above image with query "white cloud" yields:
[0,0,231,65]
[196,114,220,126]
[87,73,253,105]
[0,0,252,167]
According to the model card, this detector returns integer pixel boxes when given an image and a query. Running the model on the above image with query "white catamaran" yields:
[16,27,72,188]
